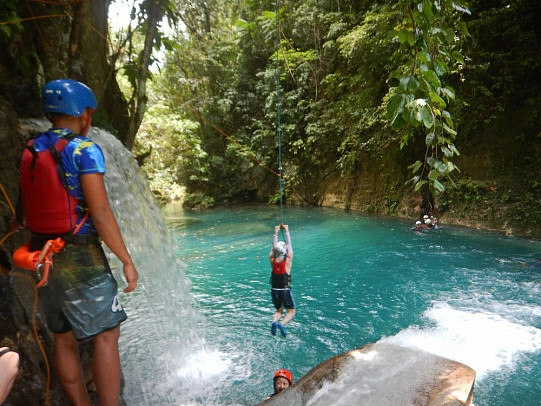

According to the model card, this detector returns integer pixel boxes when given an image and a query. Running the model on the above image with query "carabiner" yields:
[34,262,50,288]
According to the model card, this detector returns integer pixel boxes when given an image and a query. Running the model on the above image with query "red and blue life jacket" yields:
[19,135,80,235]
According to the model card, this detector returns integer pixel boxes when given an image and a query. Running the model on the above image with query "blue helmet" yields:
[42,79,97,117]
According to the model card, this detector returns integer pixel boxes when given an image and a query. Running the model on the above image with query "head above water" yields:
[273,369,293,393]
[273,241,288,257]
[42,79,97,118]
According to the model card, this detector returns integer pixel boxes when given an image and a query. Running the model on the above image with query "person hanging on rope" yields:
[14,79,138,406]
[269,224,295,337]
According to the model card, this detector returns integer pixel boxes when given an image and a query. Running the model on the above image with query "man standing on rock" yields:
[15,79,138,406]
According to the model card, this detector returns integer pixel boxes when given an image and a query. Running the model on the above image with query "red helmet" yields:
[273,369,293,385]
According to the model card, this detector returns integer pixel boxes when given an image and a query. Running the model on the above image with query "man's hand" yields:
[123,262,139,293]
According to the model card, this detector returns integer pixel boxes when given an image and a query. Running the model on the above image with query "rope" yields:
[4,270,51,406]
[29,272,51,406]
[276,0,284,226]
[0,183,16,216]
[0,180,89,405]
[185,104,281,178]
[0,186,51,405]
[0,182,16,246]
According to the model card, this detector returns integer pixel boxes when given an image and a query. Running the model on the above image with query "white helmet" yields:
[416,221,422,225]
[424,219,432,225]
[273,241,287,257]
[423,215,429,219]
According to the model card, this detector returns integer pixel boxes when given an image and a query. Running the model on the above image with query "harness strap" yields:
[12,212,93,288]
[25,145,39,171]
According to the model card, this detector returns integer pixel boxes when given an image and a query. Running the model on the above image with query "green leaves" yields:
[395,29,415,46]
[387,93,409,130]
[385,0,470,196]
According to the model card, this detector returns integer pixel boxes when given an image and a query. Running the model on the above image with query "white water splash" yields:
[382,302,541,380]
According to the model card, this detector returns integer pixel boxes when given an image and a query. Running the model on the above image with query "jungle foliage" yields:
[131,0,540,216]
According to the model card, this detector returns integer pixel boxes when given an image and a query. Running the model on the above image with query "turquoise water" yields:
[140,203,541,406]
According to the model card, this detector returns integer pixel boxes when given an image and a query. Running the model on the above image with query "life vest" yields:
[19,135,80,234]
[271,258,290,288]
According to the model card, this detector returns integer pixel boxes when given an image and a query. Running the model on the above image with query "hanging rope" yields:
[276,0,285,226]
[0,181,52,405]
[0,182,16,246]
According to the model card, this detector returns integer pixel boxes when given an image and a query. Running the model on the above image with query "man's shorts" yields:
[271,287,295,310]
[38,242,127,341]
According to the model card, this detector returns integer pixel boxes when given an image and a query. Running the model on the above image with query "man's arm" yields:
[269,225,280,260]
[283,224,293,257]
[80,173,138,293]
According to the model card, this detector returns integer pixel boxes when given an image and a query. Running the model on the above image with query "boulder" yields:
[259,342,475,406]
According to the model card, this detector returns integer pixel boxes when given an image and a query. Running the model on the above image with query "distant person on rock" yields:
[269,224,295,337]
[14,79,138,406]
[266,369,293,398]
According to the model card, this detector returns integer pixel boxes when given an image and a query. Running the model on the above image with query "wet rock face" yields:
[0,106,82,405]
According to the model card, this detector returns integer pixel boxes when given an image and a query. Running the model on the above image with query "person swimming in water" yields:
[266,369,293,398]
[412,220,423,232]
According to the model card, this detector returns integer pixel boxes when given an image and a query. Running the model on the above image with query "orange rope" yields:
[32,276,51,406]
[0,182,16,245]
[0,183,15,216]
[10,270,51,406]
[0,231,14,247]
[0,13,69,26]
[185,104,281,178]
[2,177,52,403]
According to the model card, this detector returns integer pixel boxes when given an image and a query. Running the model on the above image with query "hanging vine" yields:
[386,0,471,196]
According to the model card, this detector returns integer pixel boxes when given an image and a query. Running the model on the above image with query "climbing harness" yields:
[12,211,89,288]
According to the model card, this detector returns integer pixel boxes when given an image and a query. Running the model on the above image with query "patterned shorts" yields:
[38,243,127,341]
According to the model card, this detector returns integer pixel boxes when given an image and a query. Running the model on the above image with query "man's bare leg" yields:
[54,331,92,406]
[273,308,283,323]
[280,309,296,326]
[92,326,121,406]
